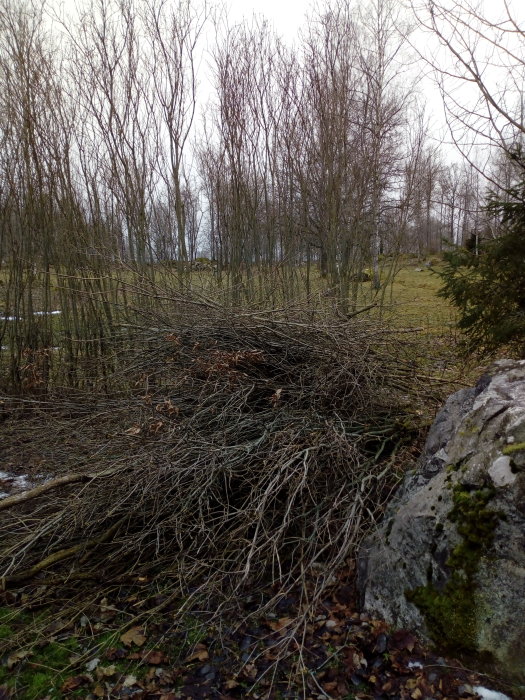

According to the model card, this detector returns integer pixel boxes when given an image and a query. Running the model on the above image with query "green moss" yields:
[406,483,499,655]
[0,623,12,639]
[1,638,79,699]
[502,442,525,455]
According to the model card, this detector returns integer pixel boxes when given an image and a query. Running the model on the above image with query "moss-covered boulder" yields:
[358,359,525,682]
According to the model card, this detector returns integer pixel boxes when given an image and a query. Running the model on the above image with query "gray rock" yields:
[358,360,525,682]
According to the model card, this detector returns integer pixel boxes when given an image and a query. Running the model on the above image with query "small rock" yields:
[457,684,473,696]
[85,658,100,672]
[374,633,388,654]
[239,636,254,651]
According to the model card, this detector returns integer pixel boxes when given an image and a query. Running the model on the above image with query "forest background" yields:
[2,0,524,389]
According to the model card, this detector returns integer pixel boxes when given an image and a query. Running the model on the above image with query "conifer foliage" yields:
[438,168,525,355]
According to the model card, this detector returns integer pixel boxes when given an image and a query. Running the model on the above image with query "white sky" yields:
[54,0,524,163]
[225,0,307,39]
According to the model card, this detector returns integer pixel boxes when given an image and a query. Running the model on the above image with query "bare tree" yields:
[410,0,525,169]
[142,0,207,266]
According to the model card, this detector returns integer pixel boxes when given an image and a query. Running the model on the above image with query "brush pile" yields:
[0,303,425,614]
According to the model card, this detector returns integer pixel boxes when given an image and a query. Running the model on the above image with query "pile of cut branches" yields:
[0,304,431,617]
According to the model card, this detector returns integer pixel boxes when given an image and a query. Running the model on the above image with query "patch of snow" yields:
[473,687,512,700]
[0,472,31,489]
[0,471,34,499]
[407,661,423,669]
[2,309,61,320]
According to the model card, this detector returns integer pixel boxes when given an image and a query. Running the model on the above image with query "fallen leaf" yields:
[124,425,141,435]
[60,676,90,692]
[120,626,147,647]
[96,664,116,679]
[7,650,29,670]
[270,388,282,406]
[390,629,416,652]
[242,663,257,679]
[267,616,294,633]
[99,597,117,622]
[224,679,239,689]
[105,647,127,660]
[148,420,164,434]
[323,681,338,692]
[185,643,209,663]
[123,675,138,687]
[141,649,167,664]
[93,683,105,698]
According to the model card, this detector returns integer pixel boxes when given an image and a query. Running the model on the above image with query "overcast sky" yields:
[54,0,524,161]
[225,0,306,39]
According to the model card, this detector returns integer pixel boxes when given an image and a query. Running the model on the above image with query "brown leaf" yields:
[99,596,117,622]
[390,629,416,652]
[241,663,257,680]
[105,647,127,660]
[185,643,209,663]
[120,626,147,647]
[122,675,138,687]
[267,616,294,633]
[141,649,167,664]
[95,664,117,679]
[7,650,29,670]
[323,681,338,692]
[124,425,141,435]
[60,676,90,692]
[148,420,165,434]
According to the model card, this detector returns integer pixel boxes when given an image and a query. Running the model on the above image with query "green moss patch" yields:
[406,483,499,655]
[502,442,525,456]
[0,637,79,699]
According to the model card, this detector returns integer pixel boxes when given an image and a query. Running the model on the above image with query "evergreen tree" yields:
[438,171,525,355]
